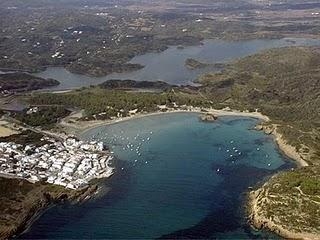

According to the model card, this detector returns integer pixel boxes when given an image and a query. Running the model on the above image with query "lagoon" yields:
[35,38,320,91]
[20,113,293,239]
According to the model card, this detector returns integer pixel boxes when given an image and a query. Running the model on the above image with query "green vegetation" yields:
[0,130,47,147]
[253,167,320,234]
[99,79,174,90]
[14,106,70,128]
[27,88,212,120]
[0,73,59,92]
[272,169,320,195]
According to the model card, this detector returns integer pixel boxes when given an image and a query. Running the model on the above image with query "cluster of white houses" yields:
[0,137,114,189]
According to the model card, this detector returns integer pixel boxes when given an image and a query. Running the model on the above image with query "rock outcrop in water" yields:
[185,58,209,70]
[200,113,218,122]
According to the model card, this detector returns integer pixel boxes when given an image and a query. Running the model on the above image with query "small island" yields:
[185,58,209,70]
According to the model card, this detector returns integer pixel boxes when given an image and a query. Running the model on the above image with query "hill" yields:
[197,46,320,238]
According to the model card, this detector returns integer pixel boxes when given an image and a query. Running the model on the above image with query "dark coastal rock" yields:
[185,58,209,70]
[200,113,218,122]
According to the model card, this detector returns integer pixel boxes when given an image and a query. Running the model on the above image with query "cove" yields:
[20,113,294,239]
[35,38,320,91]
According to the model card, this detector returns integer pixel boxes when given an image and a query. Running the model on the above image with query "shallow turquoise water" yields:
[20,113,293,239]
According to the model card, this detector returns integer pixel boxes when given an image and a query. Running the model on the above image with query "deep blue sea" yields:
[20,113,294,239]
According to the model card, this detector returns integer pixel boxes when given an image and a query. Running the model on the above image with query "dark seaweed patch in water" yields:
[221,117,256,126]
[254,137,271,146]
[159,162,292,239]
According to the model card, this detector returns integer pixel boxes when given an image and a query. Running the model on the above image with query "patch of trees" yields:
[15,106,70,127]
[0,73,59,92]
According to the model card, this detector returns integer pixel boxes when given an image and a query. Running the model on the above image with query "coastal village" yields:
[0,136,114,189]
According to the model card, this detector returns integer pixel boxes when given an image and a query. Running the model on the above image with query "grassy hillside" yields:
[250,166,320,237]
[199,46,320,164]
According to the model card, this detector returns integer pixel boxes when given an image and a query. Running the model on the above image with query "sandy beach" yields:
[61,108,269,136]
[271,126,309,167]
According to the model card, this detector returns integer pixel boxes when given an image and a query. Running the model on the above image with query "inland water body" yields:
[35,37,320,90]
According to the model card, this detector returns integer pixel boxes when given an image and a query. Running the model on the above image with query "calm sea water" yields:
[20,113,294,239]
[35,38,320,90]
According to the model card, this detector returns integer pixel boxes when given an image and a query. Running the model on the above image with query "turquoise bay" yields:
[20,113,293,239]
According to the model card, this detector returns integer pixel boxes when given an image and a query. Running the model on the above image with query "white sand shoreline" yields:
[77,108,269,136]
